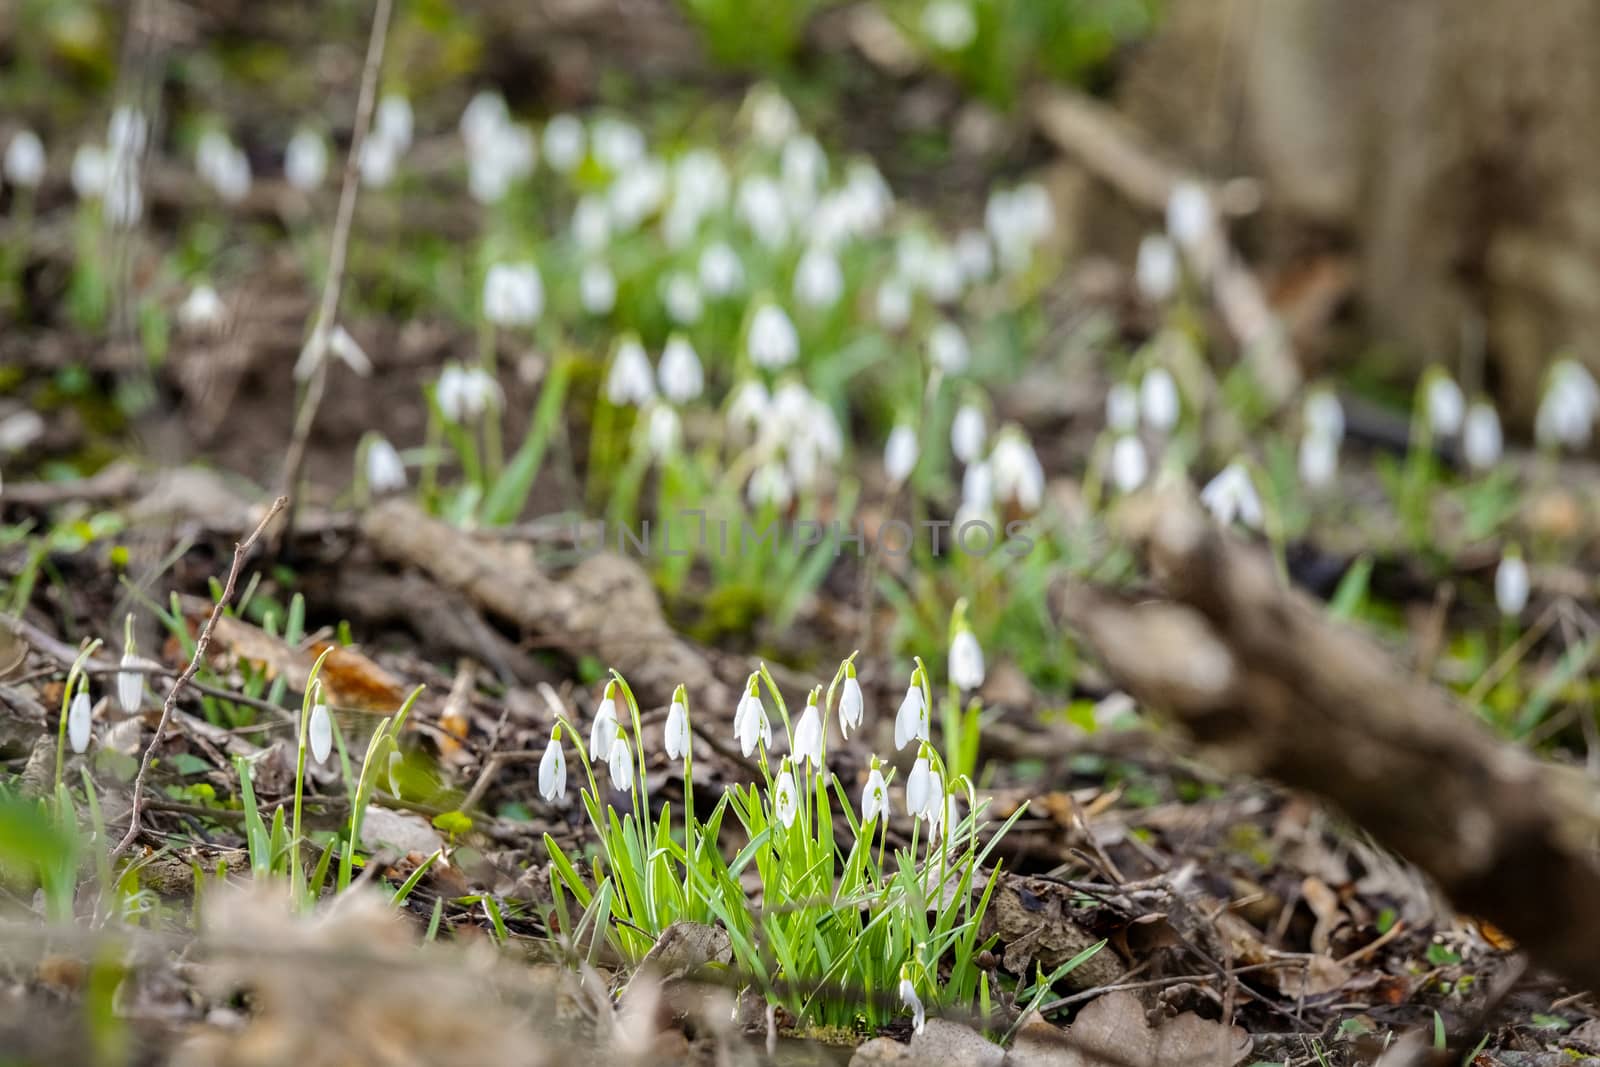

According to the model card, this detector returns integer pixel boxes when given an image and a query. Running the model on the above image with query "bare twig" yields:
[111,497,286,858]
[275,0,394,543]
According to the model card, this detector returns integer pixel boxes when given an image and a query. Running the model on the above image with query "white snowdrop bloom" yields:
[1135,233,1179,304]
[935,792,963,849]
[727,379,771,436]
[375,94,414,152]
[1166,180,1216,253]
[644,403,680,460]
[542,113,586,173]
[482,261,543,327]
[772,764,799,828]
[949,629,985,691]
[359,135,399,188]
[103,165,142,227]
[1200,461,1264,530]
[846,159,895,226]
[951,404,986,464]
[899,975,926,1035]
[1303,388,1345,444]
[1106,382,1138,433]
[1298,430,1338,490]
[579,261,616,315]
[793,698,823,765]
[178,283,226,332]
[68,689,92,755]
[436,363,502,422]
[328,324,373,376]
[664,698,691,762]
[459,90,509,149]
[108,105,148,158]
[284,128,328,191]
[734,685,771,756]
[662,271,704,325]
[928,321,970,374]
[748,303,799,368]
[606,337,657,406]
[921,0,978,49]
[781,135,828,213]
[747,461,795,510]
[809,191,863,250]
[467,121,536,204]
[307,701,332,764]
[839,670,864,738]
[794,246,844,309]
[955,229,993,284]
[737,174,790,249]
[985,182,1054,272]
[1535,360,1600,449]
[608,158,668,231]
[893,682,927,751]
[590,690,618,760]
[591,116,646,171]
[607,725,633,782]
[922,767,946,830]
[920,243,965,304]
[572,195,612,253]
[71,143,109,198]
[961,460,994,515]
[884,424,919,487]
[538,735,567,801]
[1495,547,1530,617]
[117,653,142,714]
[366,435,407,494]
[1463,400,1503,471]
[1109,434,1148,493]
[1425,372,1465,437]
[905,755,935,816]
[699,241,745,297]
[746,84,799,147]
[876,278,913,331]
[990,427,1044,511]
[4,129,45,189]
[861,763,888,822]
[671,148,729,221]
[1140,367,1180,433]
[658,335,704,403]
[196,129,251,203]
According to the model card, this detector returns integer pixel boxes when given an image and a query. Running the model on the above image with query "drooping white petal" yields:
[1425,373,1465,437]
[839,676,864,739]
[1139,367,1180,433]
[366,436,407,494]
[951,404,986,465]
[606,338,656,406]
[990,428,1044,511]
[4,129,46,189]
[1109,434,1148,493]
[949,630,985,691]
[309,702,332,764]
[893,685,927,751]
[1134,234,1178,304]
[928,321,970,374]
[773,766,798,827]
[747,303,799,368]
[590,697,618,760]
[793,704,823,765]
[664,699,690,762]
[538,737,567,801]
[1496,550,1530,617]
[68,690,92,754]
[1200,462,1263,530]
[861,766,888,823]
[884,425,919,488]
[117,653,142,714]
[906,757,932,816]
[658,336,704,403]
[1463,401,1503,471]
[285,128,328,191]
[900,976,926,1034]
[1298,430,1338,490]
[607,727,633,782]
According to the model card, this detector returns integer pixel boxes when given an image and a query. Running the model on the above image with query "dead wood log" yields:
[1054,487,1600,994]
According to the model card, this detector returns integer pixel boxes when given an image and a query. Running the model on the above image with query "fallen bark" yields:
[1055,487,1600,994]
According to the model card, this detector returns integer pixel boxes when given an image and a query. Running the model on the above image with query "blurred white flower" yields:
[839,669,864,739]
[991,427,1044,511]
[1463,400,1503,471]
[196,129,251,203]
[366,435,407,494]
[951,403,986,464]
[699,241,745,297]
[748,303,799,368]
[746,84,799,147]
[1425,372,1465,437]
[644,403,680,460]
[900,974,926,1035]
[921,0,977,50]
[928,321,970,374]
[919,243,964,304]
[781,135,828,215]
[590,690,618,760]
[328,325,372,376]
[727,379,771,437]
[747,461,794,510]
[985,183,1053,272]
[71,143,108,198]
[4,129,45,189]
[1135,233,1178,303]
[793,697,823,765]
[482,261,543,327]
[606,337,656,406]
[666,148,729,246]
[108,105,148,158]
[542,113,586,173]
[284,128,328,191]
[955,229,993,284]
[359,135,399,188]
[539,734,566,801]
[1298,430,1338,490]
[375,95,414,152]
[609,157,668,231]
[1109,434,1148,493]
[773,763,798,827]
[894,682,927,751]
[961,460,994,518]
[949,629,985,691]
[1303,388,1345,444]
[591,116,645,171]
[1200,461,1264,529]
[794,246,843,309]
[571,196,612,255]
[1106,381,1138,433]
[1535,359,1599,450]
[658,335,704,403]
[876,278,913,331]
[1495,546,1529,617]
[68,688,92,754]
[579,261,616,315]
[459,91,510,149]
[1140,367,1180,433]
[661,271,703,325]
[861,762,888,822]
[467,121,535,204]
[436,363,503,422]
[884,424,918,487]
[607,724,633,782]
[1166,180,1217,256]
[664,698,690,762]
[737,174,789,249]
[104,164,142,227]
[178,283,226,332]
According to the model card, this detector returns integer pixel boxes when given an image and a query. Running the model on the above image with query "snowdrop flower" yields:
[4,129,45,189]
[1463,400,1503,471]
[657,335,705,403]
[919,243,964,304]
[590,684,619,761]
[905,752,935,816]
[103,165,142,227]
[884,424,919,487]
[1535,359,1600,450]
[359,135,399,188]
[366,435,407,494]
[781,135,828,213]
[539,731,567,801]
[699,241,745,297]
[1135,234,1179,303]
[894,676,928,751]
[1304,388,1345,444]
[71,143,109,198]
[734,678,772,757]
[957,460,994,528]
[773,763,799,828]
[467,121,536,204]
[928,321,970,374]
[196,129,251,203]
[661,271,703,325]
[607,724,633,782]
[839,663,864,739]
[727,379,771,436]
[1106,382,1139,433]
[178,283,226,332]
[1298,430,1338,490]
[606,336,657,406]
[1166,180,1217,255]
[643,403,680,460]
[990,427,1044,511]
[861,760,888,823]
[572,195,612,253]
[375,94,414,153]
[876,278,913,331]
[591,117,645,171]
[922,0,977,49]
[737,174,790,249]
[459,90,510,149]
[68,688,92,755]
[284,128,328,191]
[949,628,985,692]
[1201,461,1264,529]
[580,261,616,315]
[609,157,668,230]
[955,229,993,284]
[436,363,502,422]
[1496,546,1529,617]
[934,791,963,849]
[793,690,824,766]
[1109,434,1148,493]
[899,971,926,1035]
[1424,371,1465,436]
[108,105,148,158]
[746,84,798,147]
[117,618,142,714]
[985,182,1054,272]
[308,699,332,765]
[482,262,543,327]
[747,461,794,510]
[1140,367,1180,433]
[542,113,585,173]
[664,689,691,762]
[748,302,799,368]
[327,325,373,376]
[951,403,986,464]
[794,246,844,310]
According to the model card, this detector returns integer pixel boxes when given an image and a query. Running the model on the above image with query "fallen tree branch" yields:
[1054,486,1600,994]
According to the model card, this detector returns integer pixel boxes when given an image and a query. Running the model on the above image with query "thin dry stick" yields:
[111,496,286,858]
[276,0,394,542]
